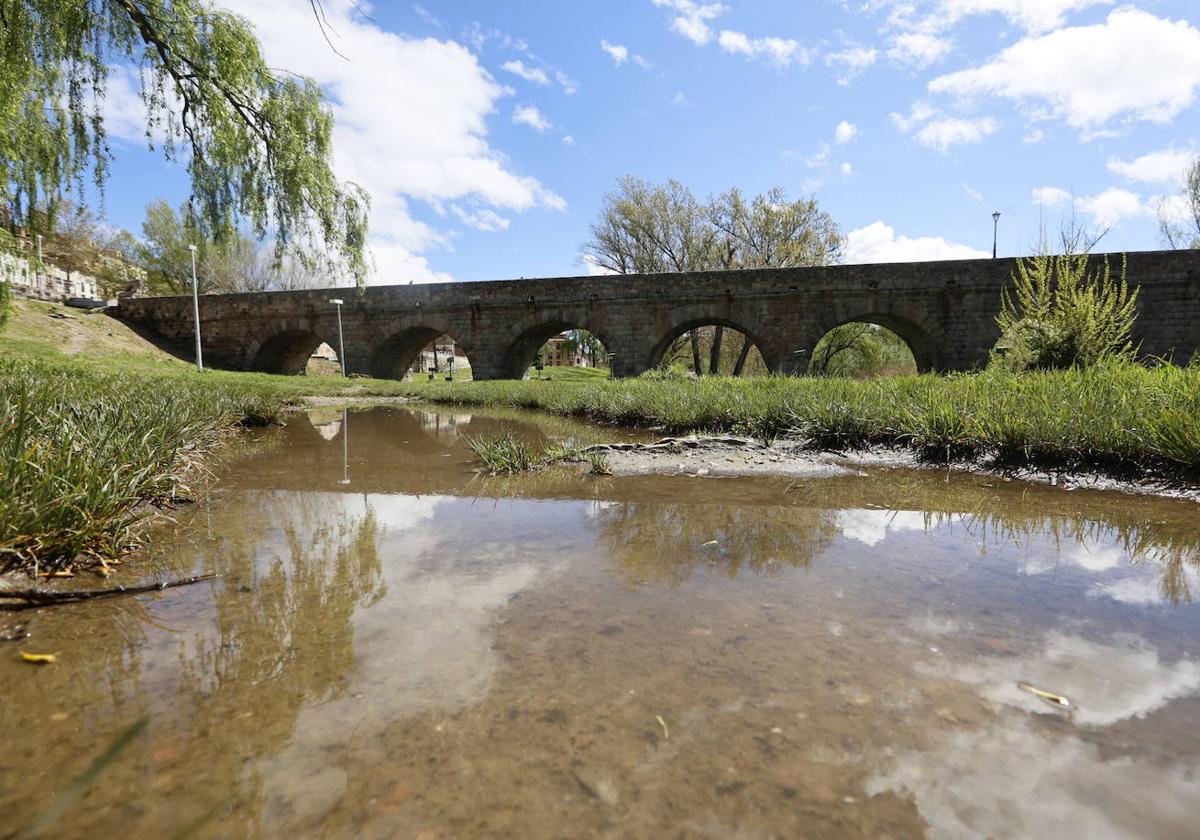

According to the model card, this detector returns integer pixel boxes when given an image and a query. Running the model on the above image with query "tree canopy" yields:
[582,177,844,376]
[0,0,368,282]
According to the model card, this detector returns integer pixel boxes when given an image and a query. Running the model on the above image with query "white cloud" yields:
[220,0,565,285]
[913,116,997,152]
[931,0,1114,34]
[1076,188,1146,228]
[826,45,878,84]
[963,183,983,202]
[1157,194,1196,226]
[600,39,629,65]
[561,134,575,146]
[451,206,510,232]
[500,60,550,85]
[653,0,726,46]
[512,104,552,132]
[834,120,858,145]
[929,9,1200,132]
[840,162,853,176]
[888,101,937,133]
[412,4,441,28]
[1108,149,1195,186]
[581,254,618,276]
[717,30,812,67]
[1032,186,1072,207]
[805,143,830,169]
[845,221,989,263]
[887,31,952,68]
[555,70,579,95]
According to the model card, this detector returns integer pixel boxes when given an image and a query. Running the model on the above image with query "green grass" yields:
[524,365,610,382]
[0,354,293,574]
[400,363,1200,481]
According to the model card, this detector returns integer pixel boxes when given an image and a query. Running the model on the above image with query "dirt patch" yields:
[583,435,1200,501]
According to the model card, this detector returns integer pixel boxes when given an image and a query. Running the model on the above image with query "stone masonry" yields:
[115,249,1200,379]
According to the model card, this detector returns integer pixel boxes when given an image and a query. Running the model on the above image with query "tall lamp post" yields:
[329,298,347,376]
[992,211,1001,259]
[188,244,203,372]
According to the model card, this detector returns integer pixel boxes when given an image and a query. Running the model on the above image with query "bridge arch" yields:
[499,321,612,379]
[809,312,940,374]
[370,325,473,380]
[648,315,775,375]
[251,329,335,375]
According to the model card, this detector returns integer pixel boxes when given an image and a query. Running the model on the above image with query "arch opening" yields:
[371,327,472,381]
[806,315,931,376]
[305,342,344,377]
[502,323,611,380]
[252,329,333,375]
[650,319,768,377]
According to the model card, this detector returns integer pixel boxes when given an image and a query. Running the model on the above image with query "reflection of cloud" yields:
[836,509,928,547]
[360,493,441,533]
[935,631,1200,727]
[1091,559,1200,606]
[1019,535,1129,577]
[866,714,1200,839]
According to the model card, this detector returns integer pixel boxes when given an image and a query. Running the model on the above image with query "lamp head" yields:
[329,298,344,305]
[187,244,197,252]
[992,211,1001,223]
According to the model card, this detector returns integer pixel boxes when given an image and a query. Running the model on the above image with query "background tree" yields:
[582,177,843,376]
[0,0,368,283]
[138,198,324,294]
[1158,155,1200,250]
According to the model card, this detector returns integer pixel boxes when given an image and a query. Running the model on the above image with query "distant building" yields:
[541,335,591,367]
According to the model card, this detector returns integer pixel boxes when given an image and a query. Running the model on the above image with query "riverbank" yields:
[402,363,1200,488]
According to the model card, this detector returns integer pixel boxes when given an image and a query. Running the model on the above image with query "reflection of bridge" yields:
[117,250,1200,378]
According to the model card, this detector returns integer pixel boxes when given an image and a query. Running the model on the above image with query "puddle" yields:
[2,406,1199,838]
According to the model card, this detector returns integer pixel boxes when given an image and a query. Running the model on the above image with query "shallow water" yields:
[3,405,1200,839]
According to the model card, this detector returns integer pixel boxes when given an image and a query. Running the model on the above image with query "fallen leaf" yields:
[49,712,70,722]
[702,540,719,546]
[19,651,57,664]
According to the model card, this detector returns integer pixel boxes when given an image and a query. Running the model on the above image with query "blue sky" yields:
[98,0,1200,283]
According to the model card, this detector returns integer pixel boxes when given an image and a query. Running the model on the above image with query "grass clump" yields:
[0,355,287,574]
[466,431,599,475]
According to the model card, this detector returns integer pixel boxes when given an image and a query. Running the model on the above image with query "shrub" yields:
[992,253,1138,372]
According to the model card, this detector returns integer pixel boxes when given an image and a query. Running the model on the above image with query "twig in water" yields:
[0,574,219,609]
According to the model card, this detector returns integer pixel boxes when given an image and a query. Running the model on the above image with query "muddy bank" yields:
[581,435,1200,502]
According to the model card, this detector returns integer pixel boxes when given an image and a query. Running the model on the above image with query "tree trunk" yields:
[709,326,724,375]
[432,342,439,373]
[689,330,702,374]
[732,336,752,376]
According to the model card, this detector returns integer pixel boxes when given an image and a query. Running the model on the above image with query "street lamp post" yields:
[329,298,346,376]
[188,244,203,372]
[992,211,1001,259]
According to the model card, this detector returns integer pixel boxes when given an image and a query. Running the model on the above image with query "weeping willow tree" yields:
[0,0,369,283]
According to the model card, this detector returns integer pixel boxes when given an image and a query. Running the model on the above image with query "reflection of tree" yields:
[167,492,385,833]
[592,502,839,586]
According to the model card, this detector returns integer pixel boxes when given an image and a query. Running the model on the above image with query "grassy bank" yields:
[0,355,291,574]
[0,300,417,575]
[399,363,1200,482]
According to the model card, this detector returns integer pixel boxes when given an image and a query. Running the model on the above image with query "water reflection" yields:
[3,405,1200,838]
[592,502,839,585]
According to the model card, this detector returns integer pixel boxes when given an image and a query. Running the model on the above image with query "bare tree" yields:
[582,178,843,376]
[1158,156,1200,250]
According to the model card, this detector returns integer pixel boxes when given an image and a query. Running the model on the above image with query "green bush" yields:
[992,253,1138,372]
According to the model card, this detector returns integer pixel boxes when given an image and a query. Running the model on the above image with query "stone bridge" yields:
[116,250,1200,379]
